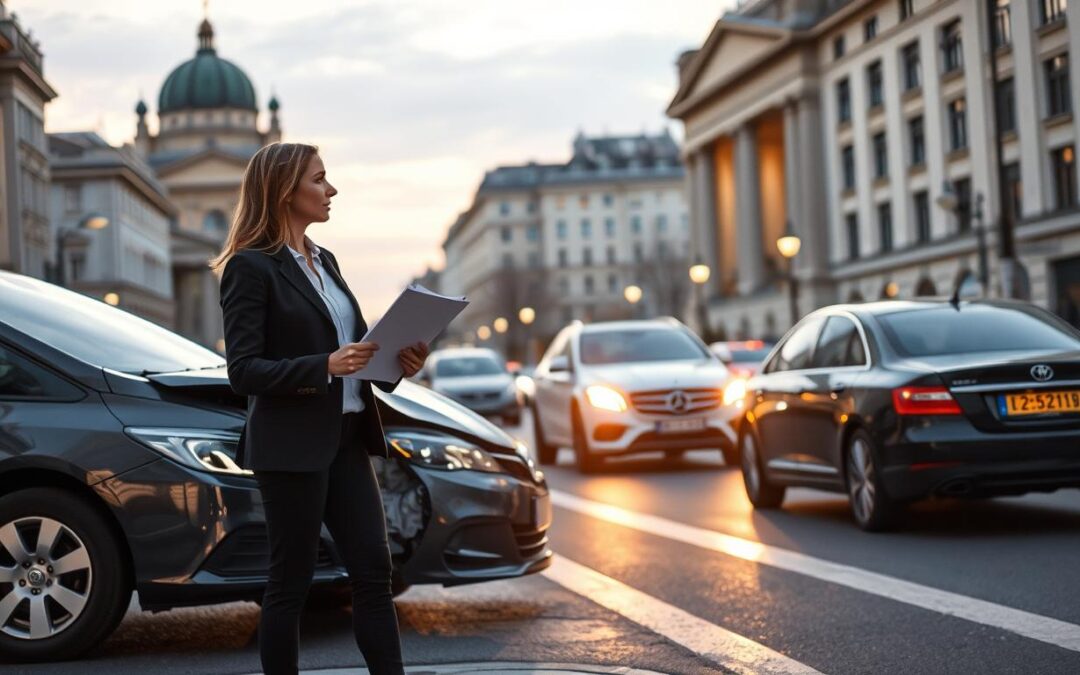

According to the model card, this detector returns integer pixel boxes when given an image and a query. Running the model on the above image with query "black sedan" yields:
[0,271,552,662]
[738,299,1080,531]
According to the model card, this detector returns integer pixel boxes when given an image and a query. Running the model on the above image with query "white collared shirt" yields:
[286,237,365,413]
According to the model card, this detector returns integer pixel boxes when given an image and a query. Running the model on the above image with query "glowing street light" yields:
[103,292,120,306]
[493,317,509,333]
[689,263,711,285]
[477,325,492,340]
[776,223,802,327]
[518,306,536,325]
[623,284,643,304]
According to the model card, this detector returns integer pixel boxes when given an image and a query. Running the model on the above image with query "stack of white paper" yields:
[344,284,469,383]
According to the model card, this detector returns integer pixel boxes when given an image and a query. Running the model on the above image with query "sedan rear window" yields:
[579,329,710,365]
[435,356,505,378]
[879,304,1080,357]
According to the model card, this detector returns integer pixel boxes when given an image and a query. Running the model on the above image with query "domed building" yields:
[133,15,282,349]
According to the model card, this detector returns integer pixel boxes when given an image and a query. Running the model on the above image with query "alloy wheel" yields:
[847,438,876,525]
[0,516,93,640]
[742,434,761,496]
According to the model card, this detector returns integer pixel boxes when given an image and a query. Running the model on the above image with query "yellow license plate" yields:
[1001,390,1080,416]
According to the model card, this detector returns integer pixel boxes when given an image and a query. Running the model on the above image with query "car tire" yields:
[0,488,131,663]
[531,404,559,466]
[845,429,899,532]
[740,429,785,508]
[572,406,602,474]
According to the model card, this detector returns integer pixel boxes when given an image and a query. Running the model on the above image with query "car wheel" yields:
[740,429,785,508]
[531,404,559,466]
[845,429,898,532]
[571,406,602,474]
[0,488,131,662]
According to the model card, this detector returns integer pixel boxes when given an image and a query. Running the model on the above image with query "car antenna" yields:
[948,284,961,310]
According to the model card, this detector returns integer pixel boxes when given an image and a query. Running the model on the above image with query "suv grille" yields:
[630,387,721,415]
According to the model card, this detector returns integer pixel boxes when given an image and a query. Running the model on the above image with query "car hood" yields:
[143,368,518,451]
[581,359,730,390]
[433,373,514,393]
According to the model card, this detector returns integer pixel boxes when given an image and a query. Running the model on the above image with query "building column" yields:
[794,92,834,309]
[782,99,801,241]
[735,122,766,295]
[201,269,220,350]
[694,146,721,296]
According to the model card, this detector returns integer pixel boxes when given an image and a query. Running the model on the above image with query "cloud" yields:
[19,0,729,313]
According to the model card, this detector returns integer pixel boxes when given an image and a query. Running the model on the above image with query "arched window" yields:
[915,277,938,296]
[203,209,228,234]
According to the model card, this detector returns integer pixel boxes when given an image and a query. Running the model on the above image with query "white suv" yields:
[530,318,743,472]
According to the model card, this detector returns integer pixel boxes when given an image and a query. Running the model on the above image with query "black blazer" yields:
[219,245,400,472]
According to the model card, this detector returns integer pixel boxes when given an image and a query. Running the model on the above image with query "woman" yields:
[212,142,427,675]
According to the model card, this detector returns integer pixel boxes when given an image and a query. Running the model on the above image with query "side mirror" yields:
[549,355,569,373]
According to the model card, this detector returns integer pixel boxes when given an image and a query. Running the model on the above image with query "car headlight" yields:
[722,377,748,407]
[585,384,628,412]
[125,427,251,475]
[514,439,545,484]
[387,430,502,473]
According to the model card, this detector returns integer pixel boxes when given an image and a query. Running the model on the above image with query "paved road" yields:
[9,408,1080,674]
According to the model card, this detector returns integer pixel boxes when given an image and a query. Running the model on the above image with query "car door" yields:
[751,315,825,470]
[532,329,576,445]
[791,314,869,481]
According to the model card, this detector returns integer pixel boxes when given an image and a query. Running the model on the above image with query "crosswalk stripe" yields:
[543,554,823,675]
[550,489,1080,654]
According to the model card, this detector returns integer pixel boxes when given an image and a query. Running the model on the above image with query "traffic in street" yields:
[12,408,1080,674]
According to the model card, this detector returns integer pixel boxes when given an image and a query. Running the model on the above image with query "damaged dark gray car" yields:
[0,271,552,663]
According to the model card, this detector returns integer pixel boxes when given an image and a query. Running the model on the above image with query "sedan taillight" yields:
[892,386,962,415]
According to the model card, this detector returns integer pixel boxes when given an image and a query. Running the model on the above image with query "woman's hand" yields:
[328,341,379,376]
[398,341,429,378]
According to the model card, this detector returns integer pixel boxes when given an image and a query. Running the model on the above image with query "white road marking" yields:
[551,489,1080,654]
[543,555,823,675]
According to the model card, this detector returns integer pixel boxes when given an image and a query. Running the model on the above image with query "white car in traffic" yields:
[530,318,744,472]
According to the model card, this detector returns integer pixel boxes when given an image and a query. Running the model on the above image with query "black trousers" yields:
[254,412,404,675]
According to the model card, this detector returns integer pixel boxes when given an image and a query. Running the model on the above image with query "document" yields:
[344,284,469,383]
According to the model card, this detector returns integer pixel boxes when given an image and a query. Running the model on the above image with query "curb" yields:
[249,663,669,674]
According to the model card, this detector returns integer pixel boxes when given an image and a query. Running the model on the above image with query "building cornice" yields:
[153,147,251,176]
[0,57,58,101]
[51,164,176,216]
[667,0,877,120]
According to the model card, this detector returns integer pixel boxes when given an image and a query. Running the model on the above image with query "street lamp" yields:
[937,182,988,296]
[477,325,492,341]
[688,260,711,339]
[493,317,509,333]
[776,223,801,327]
[56,213,110,287]
[518,306,536,364]
[624,284,643,319]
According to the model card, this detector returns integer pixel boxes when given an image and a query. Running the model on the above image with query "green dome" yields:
[158,19,257,114]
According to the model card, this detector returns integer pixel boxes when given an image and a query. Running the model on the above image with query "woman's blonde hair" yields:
[209,142,319,270]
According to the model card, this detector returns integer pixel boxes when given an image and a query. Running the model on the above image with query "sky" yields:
[17,0,732,315]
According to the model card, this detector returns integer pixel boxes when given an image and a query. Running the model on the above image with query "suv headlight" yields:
[125,427,251,475]
[387,430,502,473]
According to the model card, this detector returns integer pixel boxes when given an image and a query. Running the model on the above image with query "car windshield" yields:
[0,273,225,374]
[435,356,505,378]
[878,304,1080,357]
[580,328,711,365]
